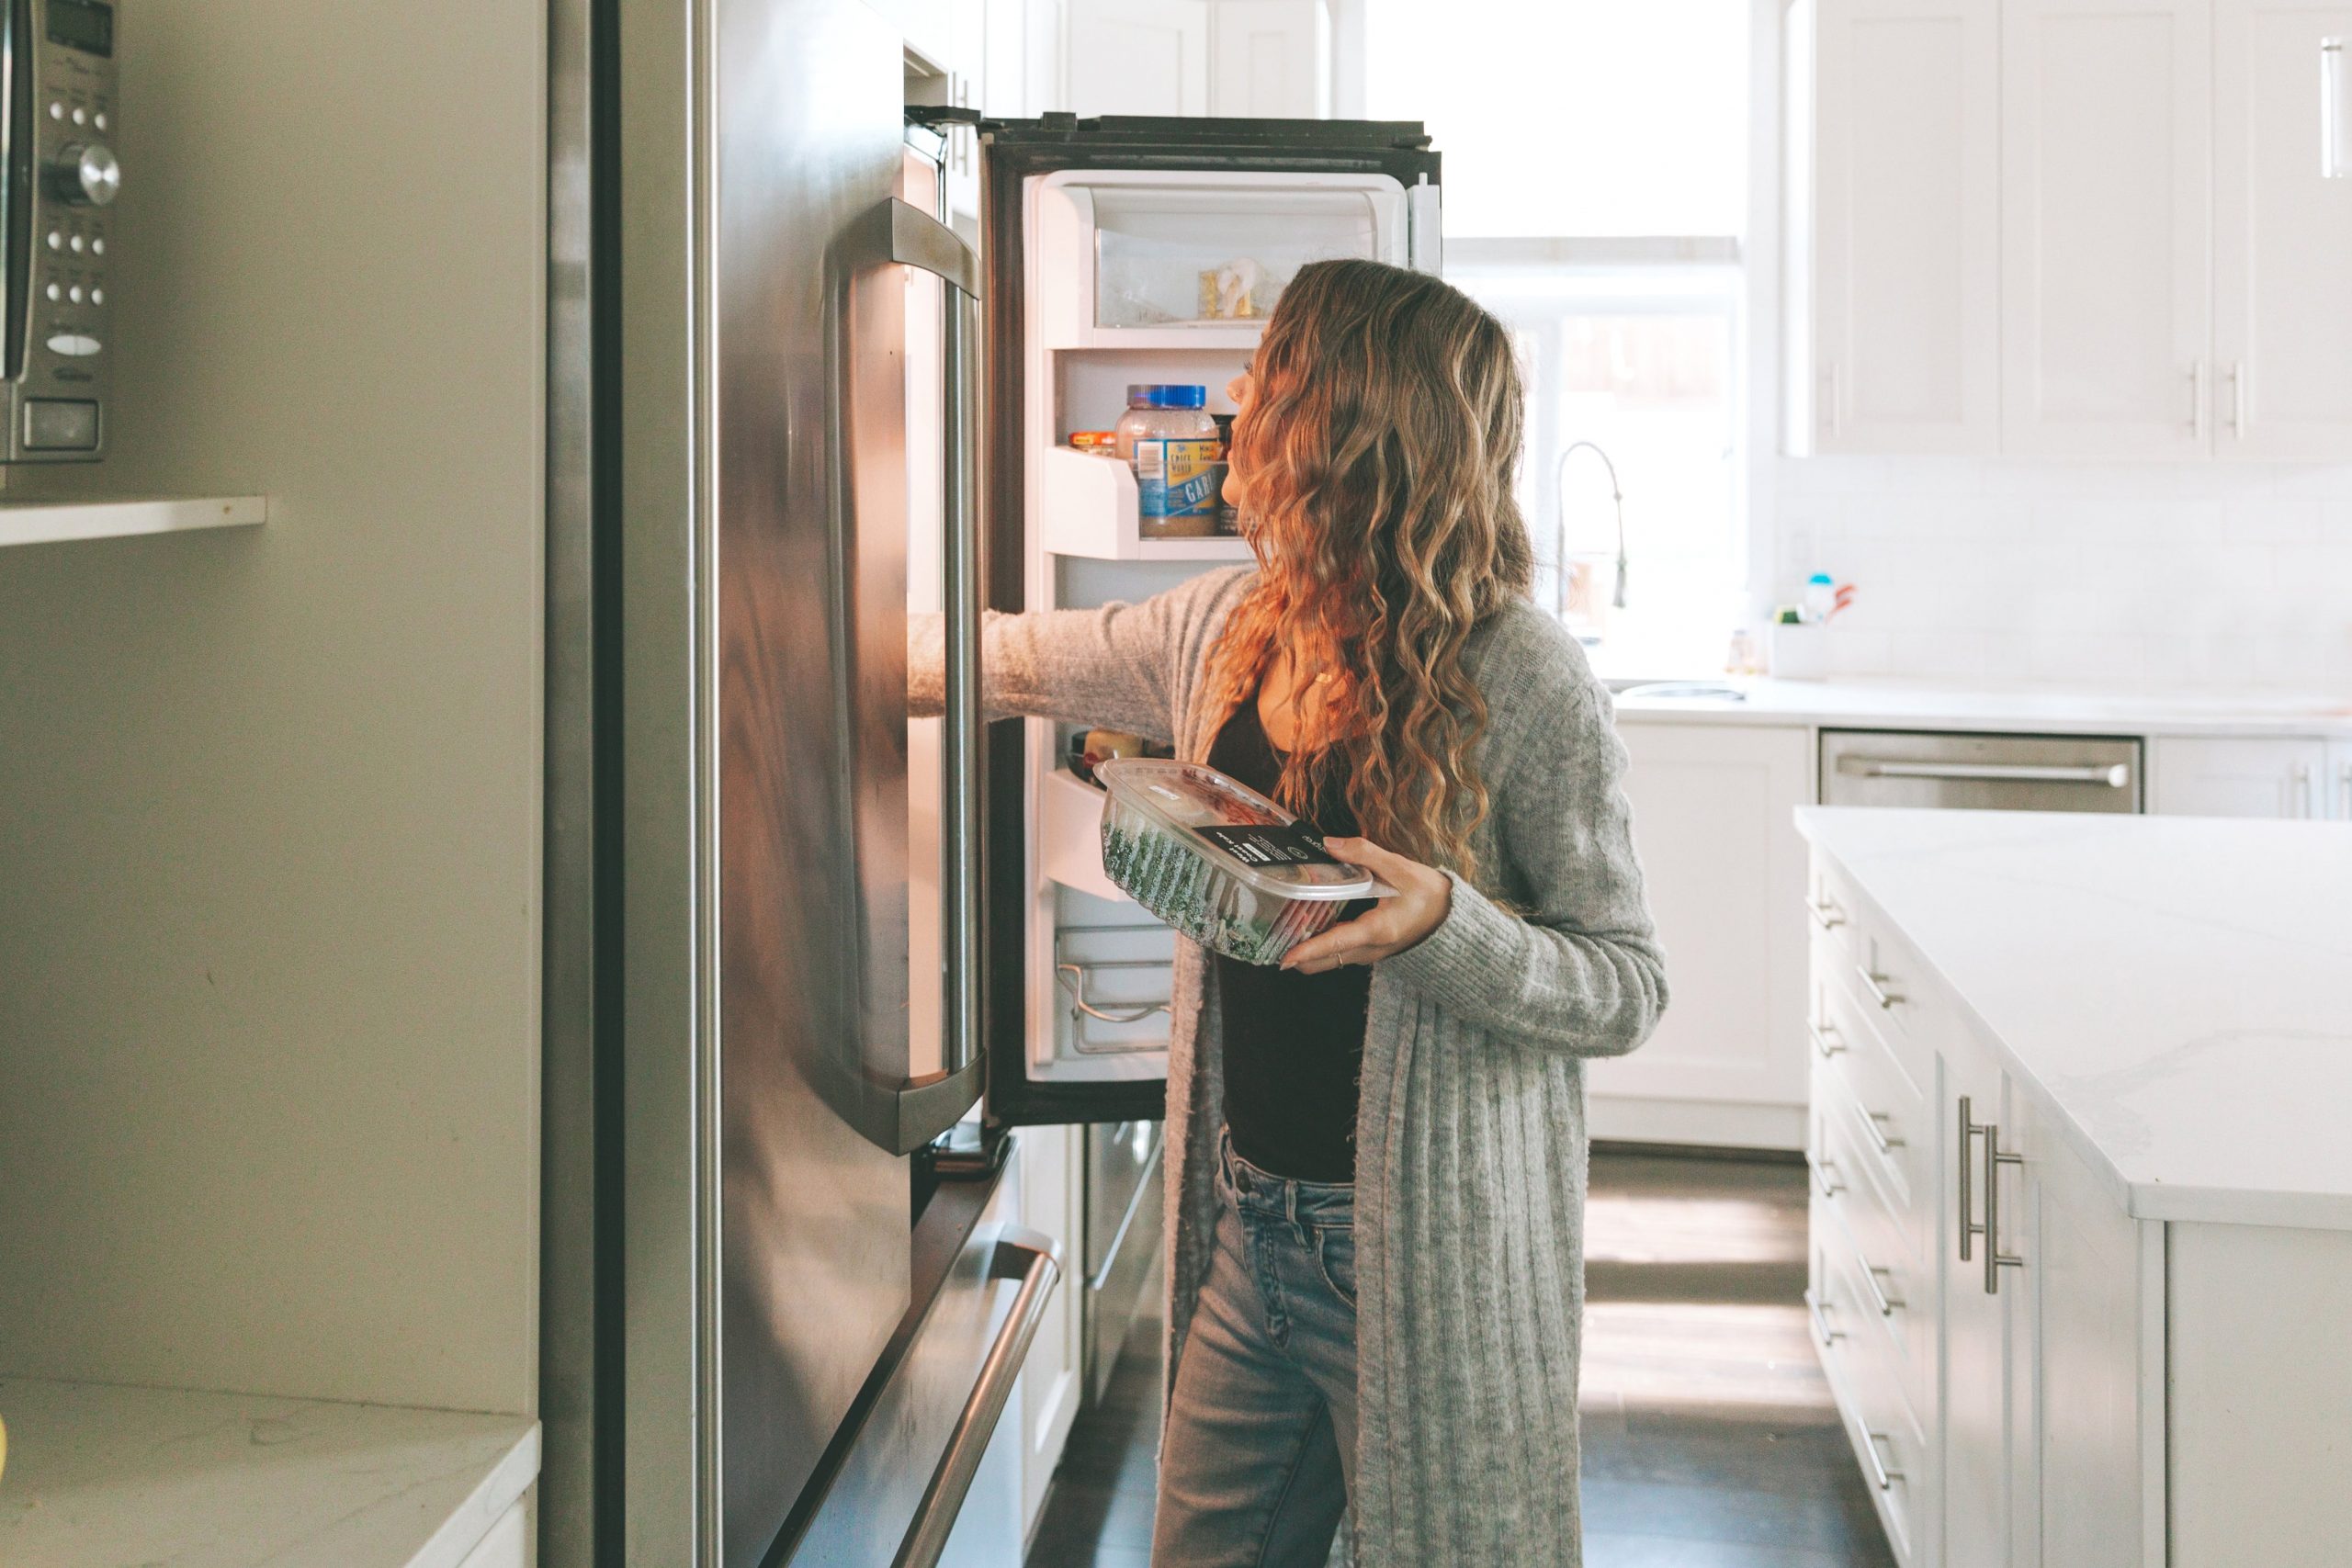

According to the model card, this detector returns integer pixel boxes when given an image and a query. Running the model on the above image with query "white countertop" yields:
[0,1378,538,1567]
[1611,676,2352,736]
[1796,807,2352,1230]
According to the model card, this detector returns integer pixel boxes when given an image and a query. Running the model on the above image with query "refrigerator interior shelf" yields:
[1037,445,1250,563]
[1040,766,1125,901]
[1042,323,1263,352]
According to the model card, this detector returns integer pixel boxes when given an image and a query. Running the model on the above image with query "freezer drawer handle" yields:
[895,1225,1066,1568]
[1838,757,2131,787]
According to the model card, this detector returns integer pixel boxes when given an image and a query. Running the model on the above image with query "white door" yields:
[2001,0,2214,457]
[1803,0,2000,454]
[1209,0,1329,118]
[1942,1038,2011,1568]
[1067,0,1211,117]
[2331,740,2352,820]
[2148,735,2331,817]
[1586,723,1812,1145]
[2212,0,2352,457]
[2001,1086,2162,1568]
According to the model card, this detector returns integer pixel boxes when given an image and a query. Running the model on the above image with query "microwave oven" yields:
[4,0,118,462]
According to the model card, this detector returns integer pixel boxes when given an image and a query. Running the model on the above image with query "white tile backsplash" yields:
[1774,458,2352,692]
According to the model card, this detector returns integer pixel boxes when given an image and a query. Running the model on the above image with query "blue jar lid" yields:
[1127,384,1207,409]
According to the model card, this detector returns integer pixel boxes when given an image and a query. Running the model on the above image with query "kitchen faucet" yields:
[1555,440,1628,615]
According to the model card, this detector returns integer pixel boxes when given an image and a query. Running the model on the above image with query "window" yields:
[1366,0,1754,676]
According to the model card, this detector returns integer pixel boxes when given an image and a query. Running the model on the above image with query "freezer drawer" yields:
[1820,730,2143,813]
[1084,1120,1166,1404]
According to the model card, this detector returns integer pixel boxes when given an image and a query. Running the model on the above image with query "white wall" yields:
[0,2,544,1414]
[1773,458,2352,689]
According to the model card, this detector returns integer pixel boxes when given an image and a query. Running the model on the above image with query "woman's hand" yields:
[1278,836,1453,974]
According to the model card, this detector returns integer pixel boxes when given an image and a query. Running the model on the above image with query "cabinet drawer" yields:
[1810,886,1946,1093]
[1809,1202,1928,1568]
[1811,963,1933,1268]
[1815,1108,1936,1424]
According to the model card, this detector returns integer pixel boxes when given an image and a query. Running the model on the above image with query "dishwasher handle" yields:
[894,1225,1066,1568]
[1838,757,2132,788]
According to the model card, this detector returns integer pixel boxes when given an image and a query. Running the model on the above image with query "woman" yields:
[917,258,1665,1566]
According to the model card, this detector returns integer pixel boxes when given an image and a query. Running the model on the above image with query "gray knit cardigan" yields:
[920,567,1666,1565]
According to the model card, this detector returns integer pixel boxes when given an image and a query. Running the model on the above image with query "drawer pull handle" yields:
[1811,1157,1846,1200]
[1855,1100,1905,1157]
[1856,963,1903,1010]
[1806,1290,1845,1347]
[1809,1021,1847,1059]
[1860,1258,1905,1317]
[1959,1095,1988,1262]
[1863,1430,1905,1492]
[1806,897,1846,931]
[1984,1124,2026,1295]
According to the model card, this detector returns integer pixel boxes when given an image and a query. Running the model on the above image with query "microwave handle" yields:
[836,197,986,1154]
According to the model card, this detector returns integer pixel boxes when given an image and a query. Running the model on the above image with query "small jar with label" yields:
[1115,385,1221,538]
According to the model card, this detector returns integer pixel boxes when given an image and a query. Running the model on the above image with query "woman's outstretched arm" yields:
[909,566,1250,741]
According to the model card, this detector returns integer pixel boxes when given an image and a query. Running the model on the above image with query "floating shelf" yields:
[0,1376,537,1568]
[1037,446,1251,564]
[1041,767,1125,902]
[0,493,266,548]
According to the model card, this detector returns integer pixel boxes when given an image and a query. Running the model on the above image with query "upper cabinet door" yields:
[2211,0,2352,458]
[2001,0,2214,457]
[1797,0,2000,454]
[1066,0,1211,117]
[1209,0,1331,118]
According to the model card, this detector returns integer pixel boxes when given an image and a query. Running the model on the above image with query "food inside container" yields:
[1093,758,1391,966]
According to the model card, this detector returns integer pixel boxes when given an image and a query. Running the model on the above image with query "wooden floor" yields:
[1023,1148,1897,1568]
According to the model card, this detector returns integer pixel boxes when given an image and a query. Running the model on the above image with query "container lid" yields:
[1094,758,1388,901]
[1126,384,1207,410]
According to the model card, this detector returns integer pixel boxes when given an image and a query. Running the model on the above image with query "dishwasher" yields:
[1820,729,2144,812]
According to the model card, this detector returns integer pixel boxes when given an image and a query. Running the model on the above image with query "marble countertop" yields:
[0,1378,538,1567]
[1797,807,2352,1230]
[1610,676,2352,735]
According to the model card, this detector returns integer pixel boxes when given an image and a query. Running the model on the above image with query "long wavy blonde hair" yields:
[1203,257,1533,887]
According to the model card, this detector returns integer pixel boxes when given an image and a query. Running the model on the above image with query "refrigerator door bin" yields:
[1031,170,1408,346]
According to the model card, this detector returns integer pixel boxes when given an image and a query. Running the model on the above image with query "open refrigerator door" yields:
[950,113,1441,1127]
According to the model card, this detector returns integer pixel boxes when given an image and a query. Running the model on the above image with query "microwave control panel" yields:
[5,0,118,462]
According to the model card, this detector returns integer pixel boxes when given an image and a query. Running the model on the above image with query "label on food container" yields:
[1197,822,1343,868]
[1136,437,1224,518]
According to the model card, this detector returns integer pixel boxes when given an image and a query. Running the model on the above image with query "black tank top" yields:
[1206,692,1373,1183]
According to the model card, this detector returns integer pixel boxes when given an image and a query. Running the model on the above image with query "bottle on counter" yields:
[1116,385,1221,538]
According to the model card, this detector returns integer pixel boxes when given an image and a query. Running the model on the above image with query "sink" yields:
[1612,681,1748,703]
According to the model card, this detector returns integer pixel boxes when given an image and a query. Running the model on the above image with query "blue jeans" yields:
[1154,1130,1359,1567]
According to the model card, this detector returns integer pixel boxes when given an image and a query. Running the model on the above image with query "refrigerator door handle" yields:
[834,197,989,1154]
[892,1225,1066,1568]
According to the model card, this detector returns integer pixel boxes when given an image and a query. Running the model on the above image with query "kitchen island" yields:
[1795,807,2352,1568]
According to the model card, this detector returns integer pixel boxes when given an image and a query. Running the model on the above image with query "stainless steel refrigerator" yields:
[539,3,1441,1564]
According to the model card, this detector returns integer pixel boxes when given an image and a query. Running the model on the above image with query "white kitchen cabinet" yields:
[2331,740,2352,820]
[987,0,1070,117]
[2002,1084,2165,1568]
[2211,0,2352,457]
[1785,0,2001,455]
[1068,0,1211,117]
[2148,734,2331,817]
[2000,0,2212,458]
[1209,0,1330,118]
[1939,1037,2007,1568]
[1587,722,1812,1148]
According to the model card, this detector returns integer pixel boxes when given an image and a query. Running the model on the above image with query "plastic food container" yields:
[1093,758,1389,966]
